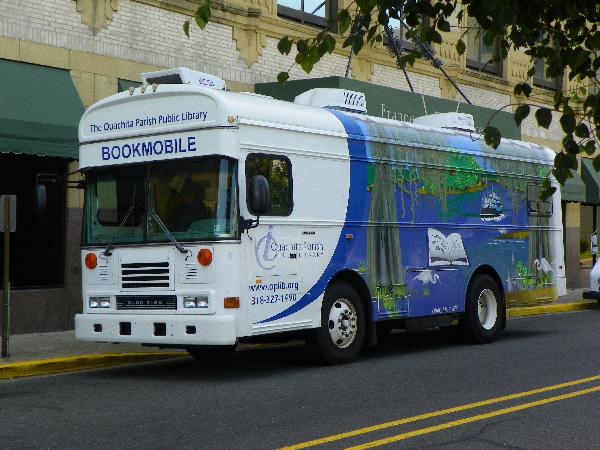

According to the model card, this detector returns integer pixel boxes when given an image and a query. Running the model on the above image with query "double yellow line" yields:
[281,374,600,449]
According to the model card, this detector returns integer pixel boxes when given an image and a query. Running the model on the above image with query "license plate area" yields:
[116,295,177,310]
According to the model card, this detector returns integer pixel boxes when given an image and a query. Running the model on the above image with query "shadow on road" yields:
[88,324,557,381]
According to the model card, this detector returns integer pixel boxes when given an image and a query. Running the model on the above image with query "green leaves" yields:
[535,107,552,129]
[540,178,556,201]
[586,34,600,51]
[437,18,451,33]
[514,82,532,98]
[456,39,466,56]
[575,123,590,139]
[559,111,576,134]
[483,126,501,149]
[277,72,289,84]
[277,36,293,55]
[338,10,352,35]
[514,104,530,127]
[183,20,190,38]
[194,0,211,30]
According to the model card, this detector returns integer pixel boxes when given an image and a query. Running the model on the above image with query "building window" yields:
[533,35,561,91]
[466,16,501,76]
[0,153,65,288]
[246,154,293,216]
[277,0,334,27]
[533,57,561,91]
[587,69,599,95]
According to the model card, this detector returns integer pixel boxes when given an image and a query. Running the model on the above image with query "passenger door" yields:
[243,154,303,332]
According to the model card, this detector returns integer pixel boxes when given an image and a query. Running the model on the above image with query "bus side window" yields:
[527,182,553,217]
[245,154,293,216]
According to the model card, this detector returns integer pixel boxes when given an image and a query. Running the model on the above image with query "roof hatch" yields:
[141,67,227,90]
[413,112,475,133]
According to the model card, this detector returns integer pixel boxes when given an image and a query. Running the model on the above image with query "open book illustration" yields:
[428,228,470,266]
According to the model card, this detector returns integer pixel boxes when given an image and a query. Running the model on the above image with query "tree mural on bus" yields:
[365,125,406,313]
[361,118,556,313]
[485,155,554,294]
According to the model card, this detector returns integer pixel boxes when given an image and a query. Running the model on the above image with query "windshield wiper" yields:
[102,184,137,257]
[150,209,188,254]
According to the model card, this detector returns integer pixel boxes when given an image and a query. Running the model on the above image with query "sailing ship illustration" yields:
[480,190,505,222]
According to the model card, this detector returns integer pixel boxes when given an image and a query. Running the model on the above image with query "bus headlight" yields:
[89,297,111,308]
[183,296,209,308]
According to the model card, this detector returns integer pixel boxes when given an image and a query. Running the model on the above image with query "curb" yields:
[508,300,598,318]
[0,352,186,380]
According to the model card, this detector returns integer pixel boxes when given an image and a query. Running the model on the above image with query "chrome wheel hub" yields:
[328,298,358,349]
[477,288,498,330]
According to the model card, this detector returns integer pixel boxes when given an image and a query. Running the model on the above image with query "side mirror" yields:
[248,175,270,216]
[32,183,47,223]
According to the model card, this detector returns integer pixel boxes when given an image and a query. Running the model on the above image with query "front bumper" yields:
[75,313,237,346]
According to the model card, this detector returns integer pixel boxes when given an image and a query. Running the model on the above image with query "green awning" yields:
[561,168,586,203]
[0,60,84,159]
[582,158,600,204]
[118,78,141,92]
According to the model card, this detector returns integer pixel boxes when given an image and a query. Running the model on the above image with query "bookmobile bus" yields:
[40,68,566,364]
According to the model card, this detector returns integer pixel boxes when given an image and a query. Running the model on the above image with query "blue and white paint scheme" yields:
[75,68,565,359]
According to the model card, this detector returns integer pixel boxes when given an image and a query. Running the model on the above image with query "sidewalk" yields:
[0,289,597,379]
[0,331,187,379]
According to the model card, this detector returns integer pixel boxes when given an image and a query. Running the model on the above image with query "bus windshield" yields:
[84,157,239,246]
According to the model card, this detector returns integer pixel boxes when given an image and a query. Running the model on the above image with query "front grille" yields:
[116,295,177,310]
[121,262,170,289]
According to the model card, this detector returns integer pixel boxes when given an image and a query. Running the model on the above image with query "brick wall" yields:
[454,84,511,110]
[521,107,564,142]
[0,0,348,85]
[372,63,441,97]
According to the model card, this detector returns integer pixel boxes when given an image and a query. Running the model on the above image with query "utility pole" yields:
[1,195,15,358]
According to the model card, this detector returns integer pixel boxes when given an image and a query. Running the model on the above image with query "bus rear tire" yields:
[461,274,504,344]
[308,281,365,364]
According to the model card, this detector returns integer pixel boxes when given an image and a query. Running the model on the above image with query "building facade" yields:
[0,0,593,333]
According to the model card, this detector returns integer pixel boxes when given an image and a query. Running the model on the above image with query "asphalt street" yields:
[1,310,600,449]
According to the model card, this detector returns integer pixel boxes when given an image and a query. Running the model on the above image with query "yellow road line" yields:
[347,384,600,449]
[280,373,600,450]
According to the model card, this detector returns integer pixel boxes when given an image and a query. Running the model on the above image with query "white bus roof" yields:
[79,84,555,166]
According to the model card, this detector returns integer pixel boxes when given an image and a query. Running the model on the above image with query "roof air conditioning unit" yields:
[413,112,475,133]
[141,67,227,90]
[294,88,367,114]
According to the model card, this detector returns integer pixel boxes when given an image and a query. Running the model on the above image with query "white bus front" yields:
[74,70,256,349]
[76,155,243,347]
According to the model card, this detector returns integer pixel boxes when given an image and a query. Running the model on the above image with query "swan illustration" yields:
[413,270,441,285]
[534,258,553,274]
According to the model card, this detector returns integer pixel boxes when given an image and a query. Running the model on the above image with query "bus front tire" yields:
[461,274,504,344]
[308,282,365,364]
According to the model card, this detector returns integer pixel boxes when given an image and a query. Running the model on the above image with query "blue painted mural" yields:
[335,113,557,321]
